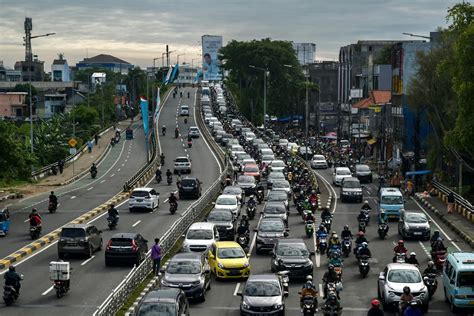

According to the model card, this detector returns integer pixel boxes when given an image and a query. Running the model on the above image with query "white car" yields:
[174,156,192,174]
[333,167,352,186]
[182,222,219,252]
[269,160,286,173]
[311,155,328,169]
[278,139,289,147]
[214,194,240,217]
[129,187,159,212]
[244,132,256,142]
[261,154,275,165]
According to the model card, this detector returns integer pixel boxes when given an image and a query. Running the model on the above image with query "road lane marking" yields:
[117,168,121,172]
[121,164,125,167]
[319,283,323,297]
[100,180,106,183]
[41,285,54,296]
[132,220,141,227]
[87,187,94,191]
[70,196,76,199]
[81,255,96,266]
[24,218,29,223]
[86,198,129,225]
[233,283,240,296]
[110,174,115,178]
[418,241,430,258]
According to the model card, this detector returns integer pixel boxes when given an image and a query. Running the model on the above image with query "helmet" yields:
[170,192,175,196]
[331,231,336,235]
[312,190,316,194]
[362,242,368,248]
[319,225,325,230]
[306,275,313,281]
[398,240,404,245]
[428,261,434,268]
[410,252,416,257]
[434,230,440,235]
[332,234,338,239]
[242,215,248,220]
[358,231,365,236]
[380,209,386,214]
[51,191,54,195]
[343,225,349,230]
[371,299,380,307]
[437,237,442,241]
[8,265,15,272]
[364,200,368,204]
[32,208,39,213]
[403,286,411,294]
[250,195,255,199]
[163,125,166,128]
[328,264,334,270]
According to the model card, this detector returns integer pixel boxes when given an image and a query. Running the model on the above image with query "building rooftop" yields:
[353,90,391,108]
[80,54,131,65]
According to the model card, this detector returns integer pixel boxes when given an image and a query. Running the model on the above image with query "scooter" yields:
[395,252,407,263]
[432,250,447,270]
[162,128,166,136]
[322,215,332,232]
[29,225,41,239]
[156,173,162,183]
[246,205,256,220]
[169,202,177,214]
[187,140,192,148]
[322,304,342,316]
[378,223,389,239]
[341,237,351,257]
[357,219,366,233]
[167,175,172,185]
[317,233,328,253]
[301,296,317,316]
[277,270,289,293]
[237,233,249,249]
[54,280,70,298]
[358,255,370,278]
[48,201,57,214]
[3,285,18,306]
[107,216,118,230]
[305,220,314,238]
[256,190,264,204]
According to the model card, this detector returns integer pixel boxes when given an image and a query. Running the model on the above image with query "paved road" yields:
[0,121,147,258]
[0,87,222,315]
[187,167,471,315]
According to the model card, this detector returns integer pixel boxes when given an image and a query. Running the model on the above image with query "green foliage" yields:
[447,1,474,31]
[33,115,71,166]
[373,45,392,64]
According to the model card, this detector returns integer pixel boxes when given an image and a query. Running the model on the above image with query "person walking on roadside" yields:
[151,238,162,275]
[447,192,455,214]
[58,159,65,174]
[87,140,93,153]
[94,134,99,146]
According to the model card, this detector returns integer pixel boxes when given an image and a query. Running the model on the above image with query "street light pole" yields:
[249,65,269,131]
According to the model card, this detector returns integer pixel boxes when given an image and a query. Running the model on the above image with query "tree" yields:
[373,45,392,64]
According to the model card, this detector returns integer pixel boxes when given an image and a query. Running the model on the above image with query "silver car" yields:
[398,211,431,240]
[238,274,287,315]
[267,172,286,190]
[174,156,192,174]
[378,263,429,312]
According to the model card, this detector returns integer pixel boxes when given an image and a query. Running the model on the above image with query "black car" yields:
[270,239,314,279]
[255,218,288,254]
[354,164,373,183]
[135,288,190,316]
[206,209,236,241]
[160,253,211,302]
[58,224,103,259]
[105,233,148,266]
[179,178,202,199]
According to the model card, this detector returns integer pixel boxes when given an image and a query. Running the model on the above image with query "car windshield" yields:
[244,281,281,297]
[273,181,289,189]
[131,191,150,198]
[343,181,360,188]
[268,193,287,201]
[457,271,474,287]
[187,229,213,240]
[381,195,403,204]
[271,161,285,167]
[313,156,325,161]
[264,205,285,214]
[217,197,236,205]
[218,247,246,259]
[405,213,427,223]
[337,169,351,175]
[223,187,241,195]
[262,155,274,161]
[167,260,201,274]
[245,166,259,172]
[111,238,133,246]
[276,244,309,256]
[208,211,232,222]
[61,228,85,238]
[259,221,284,232]
[238,176,255,184]
[269,173,285,179]
[138,302,176,316]
[387,269,422,283]
[181,179,196,187]
[356,165,370,172]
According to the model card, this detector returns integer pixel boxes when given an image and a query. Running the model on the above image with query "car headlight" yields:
[273,259,280,266]
[273,304,283,310]
[227,225,234,230]
[242,301,250,309]
[161,279,171,287]
[192,280,201,286]
[388,291,396,297]
[243,262,250,268]
[455,294,467,299]
[218,262,225,269]
[256,236,265,242]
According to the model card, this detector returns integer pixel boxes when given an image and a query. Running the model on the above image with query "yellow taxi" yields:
[208,241,250,279]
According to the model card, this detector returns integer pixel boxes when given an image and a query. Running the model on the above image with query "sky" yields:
[0,0,459,70]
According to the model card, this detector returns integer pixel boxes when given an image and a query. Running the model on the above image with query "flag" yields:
[154,87,160,123]
[140,96,149,136]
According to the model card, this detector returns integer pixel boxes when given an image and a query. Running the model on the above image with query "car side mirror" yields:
[378,272,385,280]
[144,239,148,243]
[98,230,103,234]
[246,253,251,258]
[310,251,315,256]
[428,219,432,223]
[253,228,258,232]
[182,234,186,238]
[204,268,210,273]
[269,250,274,255]
[284,291,289,297]
[209,254,215,259]
[237,291,243,296]
[212,202,216,205]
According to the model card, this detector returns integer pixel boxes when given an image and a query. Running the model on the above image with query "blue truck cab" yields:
[378,187,404,220]
[443,252,474,312]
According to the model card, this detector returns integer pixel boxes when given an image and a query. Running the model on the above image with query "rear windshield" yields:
[244,165,259,172]
[343,180,360,188]
[61,228,85,238]
[181,179,196,187]
[111,238,133,246]
[264,205,285,214]
[138,303,176,316]
[356,165,370,172]
[208,211,232,221]
[131,191,150,198]
[175,158,189,163]
[187,229,213,240]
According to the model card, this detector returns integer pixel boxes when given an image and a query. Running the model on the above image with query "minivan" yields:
[58,224,102,259]
[378,187,405,220]
[443,252,474,312]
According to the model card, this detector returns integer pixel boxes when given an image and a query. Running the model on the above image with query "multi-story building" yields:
[76,54,133,74]
[0,92,28,118]
[177,64,199,85]
[51,54,71,82]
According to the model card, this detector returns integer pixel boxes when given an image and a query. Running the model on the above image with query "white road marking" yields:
[121,164,125,167]
[117,168,121,172]
[418,241,430,258]
[41,285,54,296]
[81,255,96,266]
[70,196,76,199]
[319,283,323,297]
[132,220,141,227]
[100,180,106,183]
[23,218,29,222]
[248,231,257,255]
[233,283,240,296]
[87,187,94,191]
[110,174,115,178]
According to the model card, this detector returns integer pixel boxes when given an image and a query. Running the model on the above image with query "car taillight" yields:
[131,240,138,252]
[106,240,112,250]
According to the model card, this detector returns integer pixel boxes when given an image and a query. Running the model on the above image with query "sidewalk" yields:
[0,120,132,205]
[414,192,474,248]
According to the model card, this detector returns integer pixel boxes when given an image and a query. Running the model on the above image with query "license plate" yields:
[137,199,143,202]
[414,232,422,235]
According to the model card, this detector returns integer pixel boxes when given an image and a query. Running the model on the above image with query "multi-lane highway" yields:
[0,87,221,315]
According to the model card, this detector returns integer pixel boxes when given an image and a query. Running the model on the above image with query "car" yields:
[188,126,200,138]
[261,154,275,166]
[267,172,286,190]
[238,274,287,316]
[220,133,233,146]
[398,211,430,240]
[237,175,257,196]
[278,139,289,147]
[180,105,190,116]
[243,163,261,181]
[378,263,429,312]
[270,239,314,279]
[178,177,202,199]
[340,177,363,203]
[267,190,289,212]
[174,156,192,174]
[269,160,286,173]
[160,252,211,302]
[354,164,373,183]
[271,180,291,197]
[262,201,288,226]
[222,186,245,206]
[105,232,148,266]
[442,252,474,312]
[182,222,219,252]
[310,154,328,169]
[214,194,240,217]
[379,187,405,220]
[286,142,299,154]
[298,146,313,158]
[206,209,236,241]
[333,167,352,186]
[244,132,256,142]
[129,187,160,212]
[256,218,288,254]
[208,241,250,280]
[135,288,190,316]
[58,224,102,259]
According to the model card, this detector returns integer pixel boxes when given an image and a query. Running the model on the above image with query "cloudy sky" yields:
[0,0,459,69]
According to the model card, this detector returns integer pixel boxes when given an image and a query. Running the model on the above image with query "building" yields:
[177,64,199,85]
[0,92,28,118]
[76,54,133,74]
[292,43,316,65]
[14,59,45,81]
[0,62,23,82]
[51,54,71,82]
[38,93,67,118]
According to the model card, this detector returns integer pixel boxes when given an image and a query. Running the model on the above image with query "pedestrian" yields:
[94,134,99,146]
[151,238,161,275]
[406,179,414,196]
[447,192,455,214]
[58,159,65,174]
[87,140,93,153]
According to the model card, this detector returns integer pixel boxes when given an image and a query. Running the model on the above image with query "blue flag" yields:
[140,96,149,136]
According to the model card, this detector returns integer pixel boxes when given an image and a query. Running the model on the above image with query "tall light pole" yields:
[249,65,269,131]
[303,67,310,138]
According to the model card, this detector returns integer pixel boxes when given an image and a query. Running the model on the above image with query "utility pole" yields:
[305,75,309,138]
[249,65,269,131]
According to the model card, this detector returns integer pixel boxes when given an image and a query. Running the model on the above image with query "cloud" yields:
[0,0,458,69]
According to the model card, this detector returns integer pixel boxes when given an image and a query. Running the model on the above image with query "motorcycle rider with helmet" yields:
[422,261,437,276]
[393,240,408,262]
[367,299,384,316]
[299,275,318,312]
[399,286,414,313]
[49,191,58,209]
[354,231,368,255]
[322,264,340,299]
[168,192,178,209]
[341,225,353,240]
[4,266,21,297]
[107,204,119,226]
[405,252,419,266]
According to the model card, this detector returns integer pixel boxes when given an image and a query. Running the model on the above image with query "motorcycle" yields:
[167,175,172,185]
[432,250,447,270]
[107,216,119,230]
[322,304,342,316]
[175,129,179,139]
[341,237,351,257]
[305,220,314,238]
[302,296,317,316]
[246,206,256,220]
[423,273,438,299]
[378,223,389,239]
[160,156,165,165]
[187,92,190,98]
[358,255,370,278]
[296,201,304,215]
[91,169,97,179]
[317,233,328,253]
[155,173,162,183]
[169,202,177,214]
[30,225,41,239]
[187,140,192,148]
[323,215,332,231]
[310,200,318,212]
[3,285,18,306]
[237,233,249,249]
[277,270,289,293]
[395,252,407,264]
[256,190,264,204]
[48,201,57,214]
[54,280,69,298]
[357,219,366,233]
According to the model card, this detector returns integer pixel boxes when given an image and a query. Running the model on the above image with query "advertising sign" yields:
[202,35,223,81]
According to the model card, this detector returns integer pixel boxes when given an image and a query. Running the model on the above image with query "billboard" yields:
[202,35,223,81]
[292,43,316,65]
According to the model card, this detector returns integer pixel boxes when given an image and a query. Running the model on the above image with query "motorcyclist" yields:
[287,171,293,183]
[321,207,331,220]
[431,237,447,253]
[309,190,318,204]
[393,240,408,262]
[247,195,257,208]
[430,230,441,245]
[340,225,353,239]
[357,242,372,257]
[328,234,341,255]
[357,209,368,223]
[168,192,178,209]
[49,191,58,209]
[422,261,437,276]
[160,153,165,165]
[224,176,232,187]
[29,209,42,227]
[324,292,342,313]
[354,231,368,254]
[175,127,179,138]
[361,200,371,210]
[4,266,21,296]
[176,173,182,189]
[316,225,327,247]
[378,210,388,224]
[107,204,119,224]
[166,169,172,179]
[155,168,162,181]
[162,125,166,135]
[367,299,384,316]
[304,210,315,223]
[405,252,419,266]
[237,215,250,237]
[322,265,340,299]
[90,163,97,174]
[399,286,414,313]
[299,275,318,312]
[328,250,343,267]
[302,198,311,212]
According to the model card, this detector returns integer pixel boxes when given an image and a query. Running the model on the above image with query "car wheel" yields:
[87,245,93,258]
[98,239,103,251]
[200,291,206,302]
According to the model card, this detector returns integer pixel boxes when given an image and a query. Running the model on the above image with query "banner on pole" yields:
[140,96,149,136]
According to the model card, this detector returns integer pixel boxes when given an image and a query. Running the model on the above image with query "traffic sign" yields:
[68,138,77,147]
[69,148,77,155]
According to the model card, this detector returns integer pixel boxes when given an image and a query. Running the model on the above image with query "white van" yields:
[182,222,219,252]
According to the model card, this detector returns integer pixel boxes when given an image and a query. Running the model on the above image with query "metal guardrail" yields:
[432,180,473,212]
